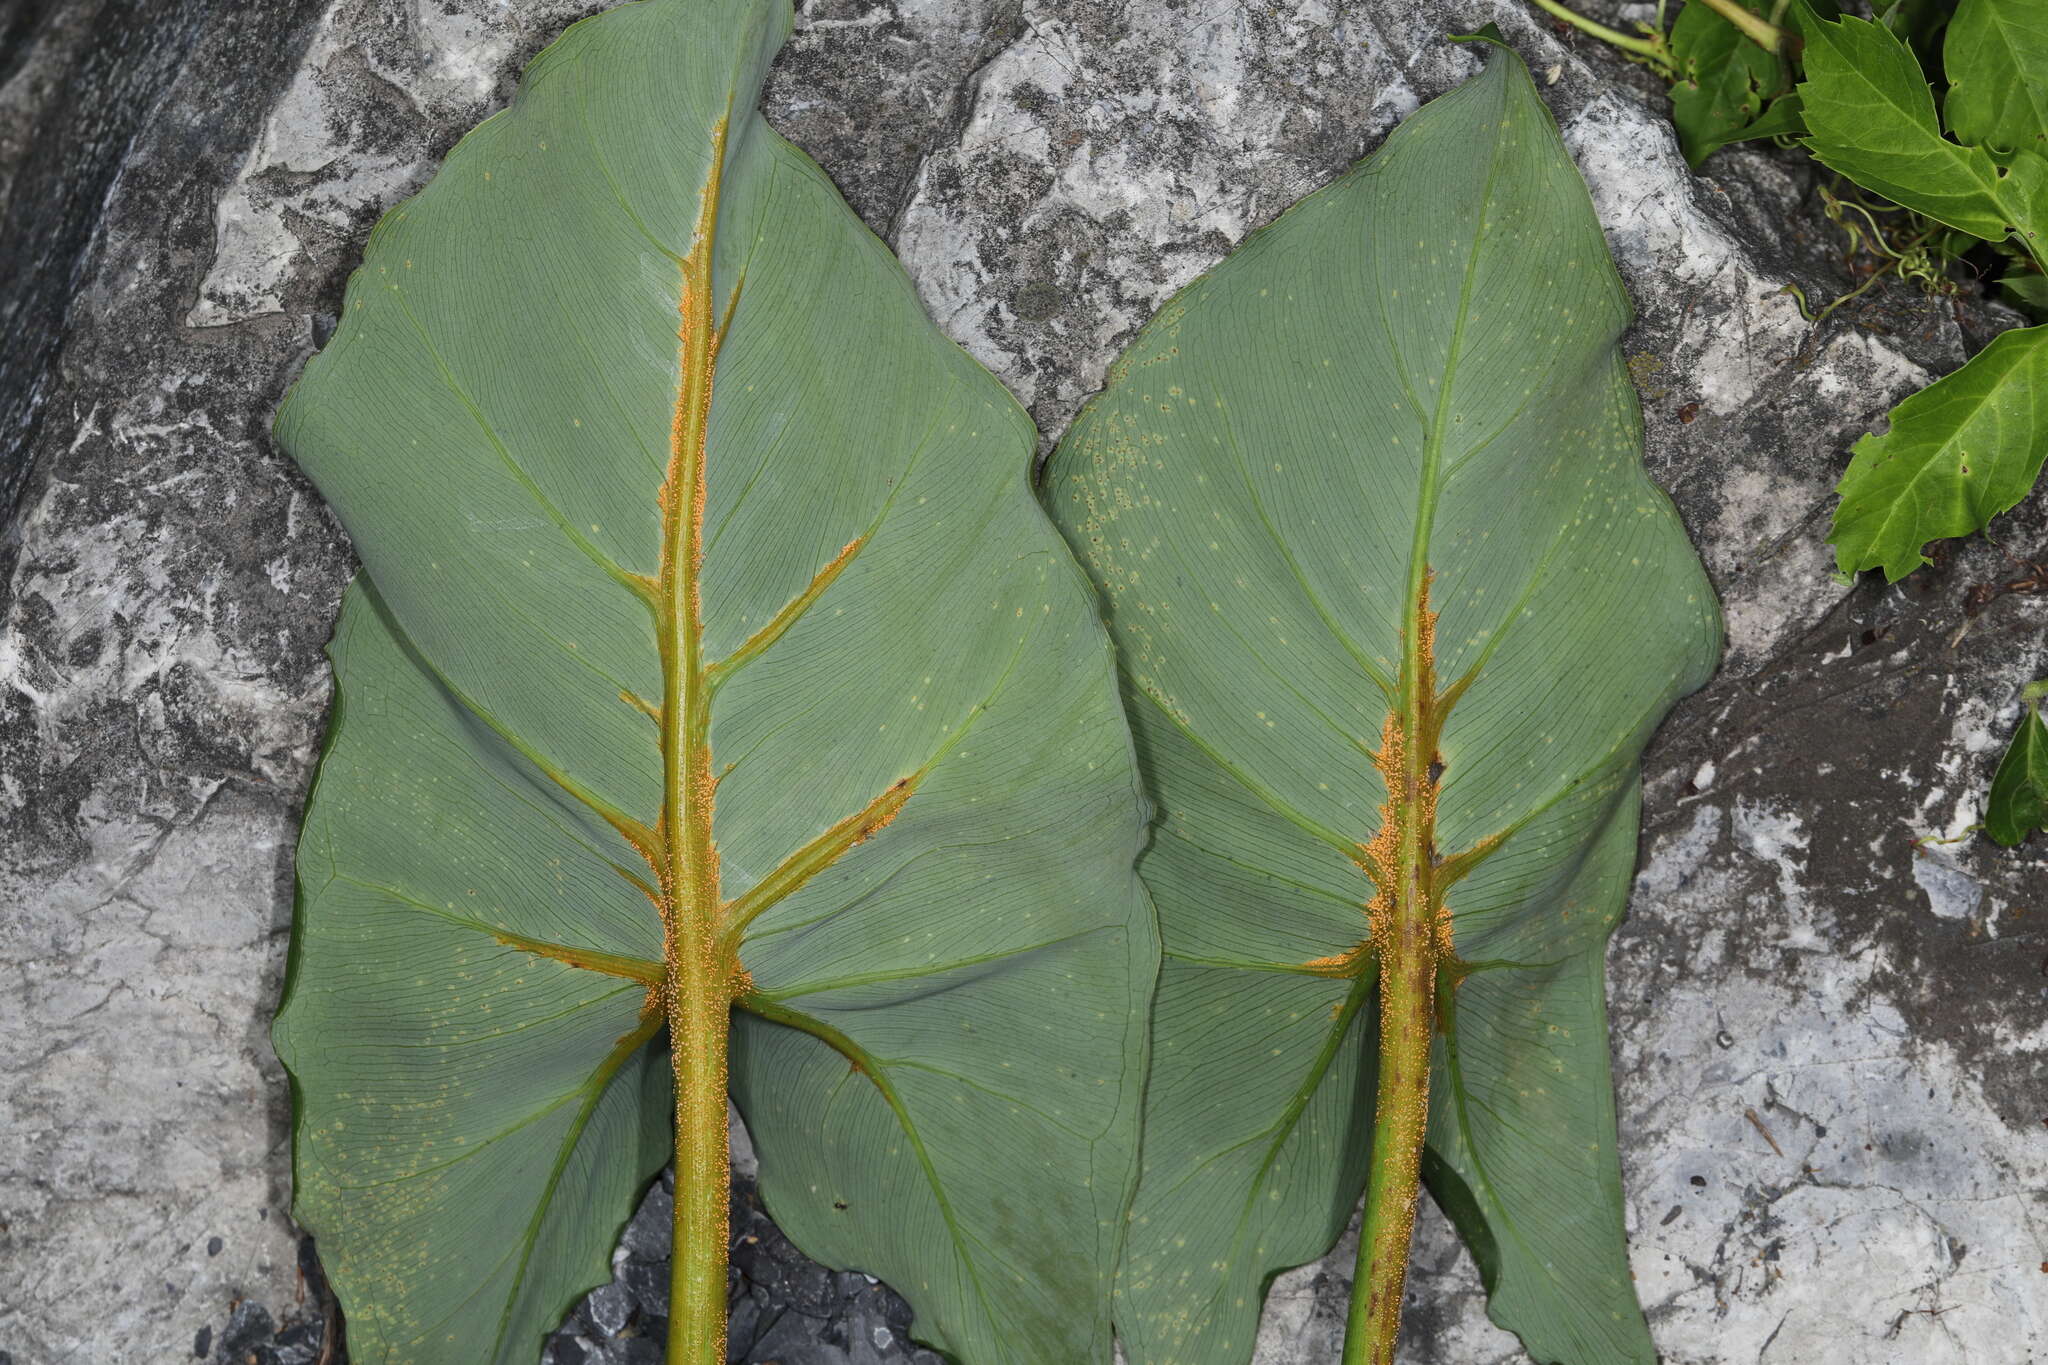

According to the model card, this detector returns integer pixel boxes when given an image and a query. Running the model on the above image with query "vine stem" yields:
[1693,0,1794,55]
[1524,0,1667,63]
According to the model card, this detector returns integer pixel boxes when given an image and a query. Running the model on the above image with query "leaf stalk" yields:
[1342,575,1457,1364]
[668,984,734,1364]
[660,109,737,1365]
[1344,942,1437,1363]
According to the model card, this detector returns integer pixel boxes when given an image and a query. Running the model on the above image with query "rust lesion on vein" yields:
[1303,577,1508,985]
[362,102,935,1364]
[707,534,870,689]
[488,930,665,986]
[1299,575,1527,1360]
[487,106,927,1360]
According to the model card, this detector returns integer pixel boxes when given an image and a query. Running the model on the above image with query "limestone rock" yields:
[2,1,2041,1362]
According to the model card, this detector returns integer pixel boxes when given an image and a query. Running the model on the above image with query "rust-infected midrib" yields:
[1327,572,1523,1365]
[652,106,740,1365]
[472,104,941,1363]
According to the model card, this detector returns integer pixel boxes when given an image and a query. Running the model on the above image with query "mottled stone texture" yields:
[2,0,2043,1362]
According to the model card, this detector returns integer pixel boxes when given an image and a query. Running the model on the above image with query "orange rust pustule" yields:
[1310,584,1464,979]
[1342,574,1529,1364]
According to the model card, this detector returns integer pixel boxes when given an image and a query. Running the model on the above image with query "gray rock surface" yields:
[2,1,2043,1363]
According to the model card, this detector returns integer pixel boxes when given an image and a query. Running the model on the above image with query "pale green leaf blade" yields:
[1984,687,2048,845]
[1827,323,2048,580]
[1944,0,2048,159]
[276,584,673,1363]
[271,1,1156,1360]
[1426,784,1650,1365]
[724,574,1158,1361]
[1797,9,2036,242]
[1109,712,1380,1365]
[1046,37,1719,1365]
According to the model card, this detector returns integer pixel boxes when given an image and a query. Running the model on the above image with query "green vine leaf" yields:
[1669,0,1790,166]
[1045,37,1719,1365]
[1986,682,2048,846]
[1827,324,2048,581]
[1796,6,2048,247]
[2003,271,2048,314]
[269,1,1156,1360]
[1876,0,1956,67]
[1943,0,2048,160]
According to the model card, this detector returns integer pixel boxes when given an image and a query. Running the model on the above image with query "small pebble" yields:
[218,1300,275,1357]
[545,1336,590,1365]
[623,1256,670,1314]
[581,1280,635,1338]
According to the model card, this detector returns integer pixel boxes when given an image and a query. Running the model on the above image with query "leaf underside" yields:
[1046,40,1719,1365]
[271,2,1155,1361]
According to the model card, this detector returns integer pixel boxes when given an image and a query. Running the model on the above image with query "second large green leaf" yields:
[1046,36,1720,1365]
[269,2,1156,1361]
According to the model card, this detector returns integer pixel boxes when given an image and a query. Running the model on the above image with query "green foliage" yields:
[1535,0,2048,602]
[270,1,1155,1360]
[1797,8,2047,243]
[1985,681,2048,845]
[1782,0,2048,584]
[1045,40,1719,1365]
[1876,0,1956,67]
[1669,0,1799,165]
[2004,270,2048,311]
[1943,0,2048,158]
[1829,325,2048,579]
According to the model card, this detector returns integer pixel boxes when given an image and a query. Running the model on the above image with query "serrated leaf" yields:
[1045,38,1720,1365]
[1828,324,2048,580]
[1985,689,2048,846]
[1944,0,2048,159]
[1669,0,1788,166]
[268,2,1157,1361]
[1797,8,2048,246]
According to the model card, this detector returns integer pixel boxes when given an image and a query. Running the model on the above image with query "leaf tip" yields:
[1448,22,1512,53]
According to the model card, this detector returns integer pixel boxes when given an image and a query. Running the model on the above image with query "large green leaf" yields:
[1045,36,1719,1365]
[269,2,1156,1361]
[1828,323,2048,580]
[1796,8,2048,246]
[1944,0,2048,159]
